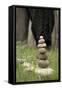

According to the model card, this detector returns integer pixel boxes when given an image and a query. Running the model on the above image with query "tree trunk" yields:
[52,10,59,49]
[16,8,29,43]
[27,20,36,47]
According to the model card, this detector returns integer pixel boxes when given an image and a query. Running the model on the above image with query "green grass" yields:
[16,41,59,82]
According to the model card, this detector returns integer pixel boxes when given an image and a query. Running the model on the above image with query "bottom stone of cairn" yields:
[35,67,54,76]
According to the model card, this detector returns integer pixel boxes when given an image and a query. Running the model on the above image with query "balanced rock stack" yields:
[35,35,54,76]
[37,36,49,68]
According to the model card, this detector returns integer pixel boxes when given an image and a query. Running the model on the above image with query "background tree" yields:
[16,8,29,43]
[52,10,59,49]
[16,8,59,48]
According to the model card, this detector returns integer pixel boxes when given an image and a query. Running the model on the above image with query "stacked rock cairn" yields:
[35,35,54,78]
[37,35,49,68]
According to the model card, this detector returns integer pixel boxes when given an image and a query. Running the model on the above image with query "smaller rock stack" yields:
[37,36,49,68]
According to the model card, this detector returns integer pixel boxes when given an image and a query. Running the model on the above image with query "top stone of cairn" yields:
[40,36,43,39]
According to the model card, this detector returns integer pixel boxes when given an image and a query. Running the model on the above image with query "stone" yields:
[22,62,32,68]
[37,43,46,48]
[38,60,49,68]
[40,36,43,39]
[24,66,34,72]
[37,53,47,60]
[16,58,25,64]
[38,39,45,44]
[35,67,54,76]
[38,48,47,54]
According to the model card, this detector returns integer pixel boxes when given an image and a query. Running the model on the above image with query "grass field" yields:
[16,41,59,82]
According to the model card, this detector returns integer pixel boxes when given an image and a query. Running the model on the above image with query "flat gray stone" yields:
[38,60,49,68]
[22,62,32,68]
[16,58,25,64]
[24,66,34,72]
[35,67,54,76]
[37,53,47,60]
[37,43,46,48]
[38,48,47,54]
[38,39,45,44]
